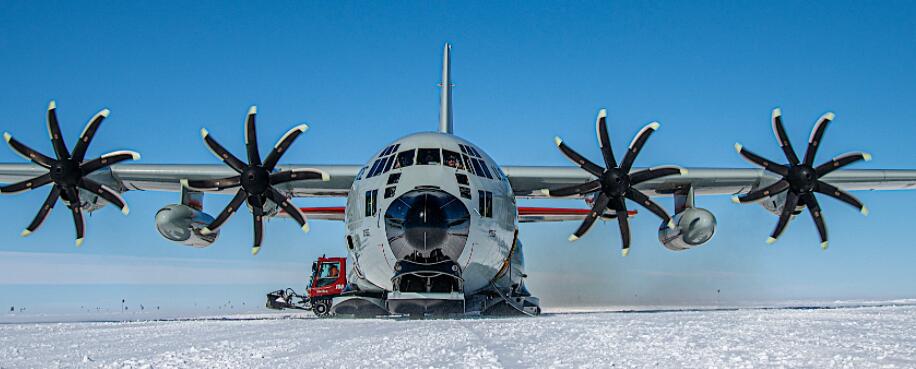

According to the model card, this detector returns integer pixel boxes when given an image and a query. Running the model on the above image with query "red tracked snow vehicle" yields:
[266,256,347,317]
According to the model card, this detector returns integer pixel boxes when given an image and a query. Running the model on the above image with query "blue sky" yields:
[1,1,916,314]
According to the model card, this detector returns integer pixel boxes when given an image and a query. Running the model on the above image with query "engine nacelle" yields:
[155,204,218,247]
[658,207,717,251]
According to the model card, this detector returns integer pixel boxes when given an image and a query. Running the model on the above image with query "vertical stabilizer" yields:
[439,43,453,134]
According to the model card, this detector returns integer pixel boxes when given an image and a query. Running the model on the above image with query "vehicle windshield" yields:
[314,262,341,287]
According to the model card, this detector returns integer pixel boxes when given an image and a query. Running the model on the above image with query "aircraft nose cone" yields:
[385,189,470,260]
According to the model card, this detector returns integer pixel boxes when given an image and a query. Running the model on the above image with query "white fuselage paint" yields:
[343,132,519,295]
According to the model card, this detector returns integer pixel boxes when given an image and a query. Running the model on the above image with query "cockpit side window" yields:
[443,150,464,169]
[462,154,476,175]
[417,148,442,165]
[393,149,415,169]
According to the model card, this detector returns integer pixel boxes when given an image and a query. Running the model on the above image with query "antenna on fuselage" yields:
[438,43,453,134]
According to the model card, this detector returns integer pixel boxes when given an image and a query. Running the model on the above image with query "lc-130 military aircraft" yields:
[2,44,915,316]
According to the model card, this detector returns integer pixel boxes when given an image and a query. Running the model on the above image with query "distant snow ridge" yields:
[1,305,915,368]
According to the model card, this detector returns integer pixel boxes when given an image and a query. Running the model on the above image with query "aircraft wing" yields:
[0,163,361,197]
[503,166,916,199]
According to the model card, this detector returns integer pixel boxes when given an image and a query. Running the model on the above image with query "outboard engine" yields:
[658,207,717,251]
[155,204,218,247]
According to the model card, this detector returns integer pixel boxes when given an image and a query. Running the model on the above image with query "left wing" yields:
[504,166,916,199]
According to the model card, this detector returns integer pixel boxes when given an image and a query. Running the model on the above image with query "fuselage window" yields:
[417,148,442,165]
[460,187,471,199]
[462,154,476,175]
[384,186,396,199]
[455,173,469,185]
[393,149,415,169]
[365,189,378,216]
[387,173,401,185]
[478,190,493,218]
[443,150,464,169]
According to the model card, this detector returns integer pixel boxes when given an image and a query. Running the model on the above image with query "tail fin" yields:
[438,43,453,134]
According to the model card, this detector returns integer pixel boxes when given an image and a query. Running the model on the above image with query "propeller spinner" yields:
[187,106,328,255]
[732,108,871,249]
[545,109,687,256]
[1,101,140,245]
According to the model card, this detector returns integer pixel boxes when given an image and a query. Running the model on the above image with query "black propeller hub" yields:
[240,166,270,195]
[50,160,82,186]
[600,169,630,196]
[787,165,817,193]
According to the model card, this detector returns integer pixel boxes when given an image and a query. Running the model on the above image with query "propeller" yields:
[1,101,139,246]
[732,108,871,249]
[544,109,687,256]
[187,106,329,255]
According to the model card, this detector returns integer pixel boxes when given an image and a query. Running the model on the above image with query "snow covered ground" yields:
[2,304,915,369]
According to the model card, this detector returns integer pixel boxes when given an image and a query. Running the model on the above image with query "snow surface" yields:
[2,305,916,369]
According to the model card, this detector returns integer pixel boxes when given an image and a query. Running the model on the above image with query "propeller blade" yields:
[202,189,248,235]
[629,166,687,185]
[619,121,660,172]
[595,109,617,168]
[269,169,328,185]
[63,186,85,246]
[201,129,248,173]
[80,150,140,174]
[568,192,611,241]
[250,195,264,255]
[541,180,601,197]
[78,179,129,215]
[244,106,262,166]
[803,112,834,166]
[614,198,631,256]
[3,133,54,168]
[802,193,829,249]
[46,101,70,160]
[184,176,241,191]
[21,184,61,237]
[263,124,309,171]
[71,108,110,162]
[767,191,799,244]
[732,180,790,204]
[268,187,309,233]
[0,173,53,194]
[815,152,872,177]
[815,181,868,216]
[771,108,800,165]
[554,137,604,176]
[734,143,789,176]
[625,188,673,228]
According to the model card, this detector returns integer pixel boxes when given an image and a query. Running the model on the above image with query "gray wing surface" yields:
[503,166,916,199]
[0,163,360,197]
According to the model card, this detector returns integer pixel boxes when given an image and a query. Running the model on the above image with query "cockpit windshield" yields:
[417,148,442,165]
[443,149,464,169]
